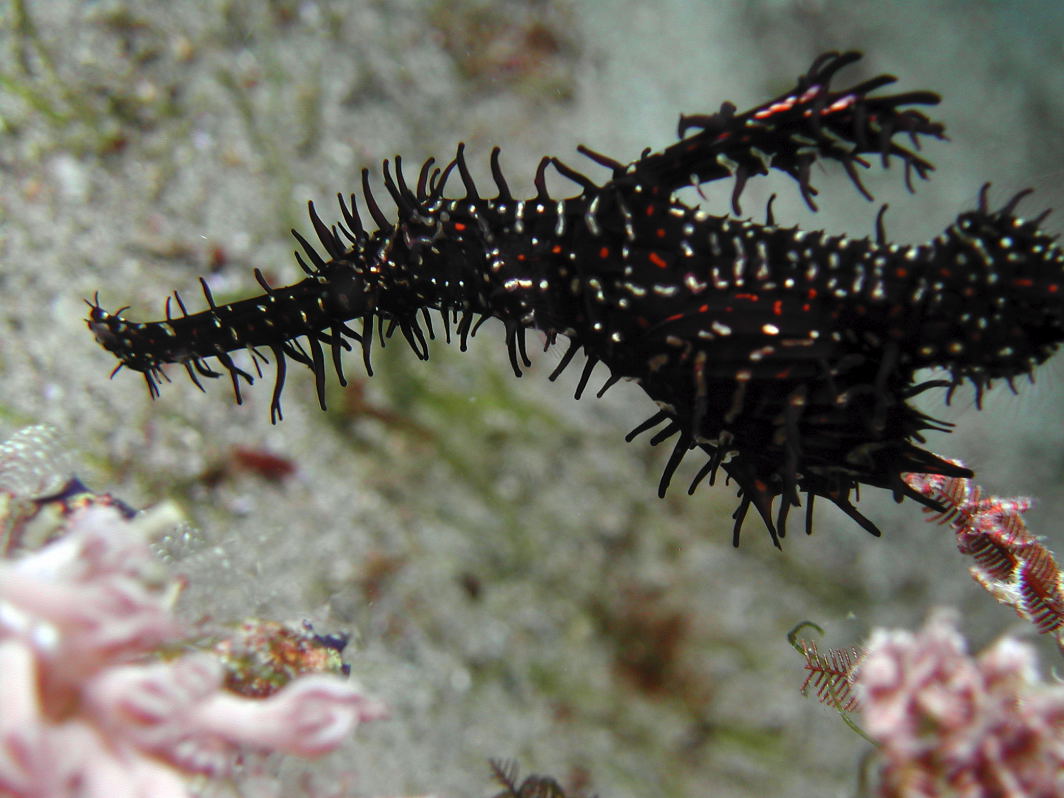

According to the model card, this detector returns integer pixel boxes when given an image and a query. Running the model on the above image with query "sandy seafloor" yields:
[1,1,1063,796]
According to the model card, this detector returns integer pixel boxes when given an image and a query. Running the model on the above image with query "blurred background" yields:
[1,1,1062,795]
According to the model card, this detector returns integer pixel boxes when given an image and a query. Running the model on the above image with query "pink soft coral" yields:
[0,505,385,798]
[858,610,1064,798]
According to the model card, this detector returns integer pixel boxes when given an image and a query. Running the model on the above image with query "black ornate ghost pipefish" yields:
[88,52,1064,547]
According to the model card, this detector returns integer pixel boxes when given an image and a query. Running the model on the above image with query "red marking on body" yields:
[772,299,783,316]
[753,97,797,119]
[734,293,760,302]
[649,252,667,269]
[1013,277,1034,288]
[599,246,610,259]
[453,222,467,231]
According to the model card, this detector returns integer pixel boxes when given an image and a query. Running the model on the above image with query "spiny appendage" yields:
[620,366,969,548]
[921,185,1063,403]
[616,50,945,214]
[85,145,547,422]
[87,267,366,424]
